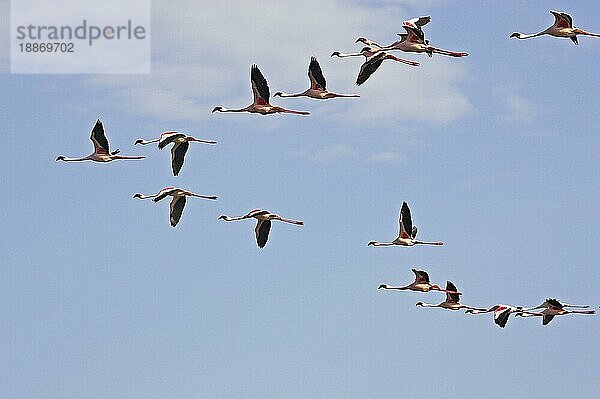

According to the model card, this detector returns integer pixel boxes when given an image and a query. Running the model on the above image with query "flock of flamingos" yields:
[55,10,600,328]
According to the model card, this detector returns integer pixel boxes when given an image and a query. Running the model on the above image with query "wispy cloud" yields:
[493,85,538,125]
[295,144,357,162]
[368,151,405,164]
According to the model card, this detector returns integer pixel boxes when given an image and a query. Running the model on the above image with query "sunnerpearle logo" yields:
[10,0,150,74]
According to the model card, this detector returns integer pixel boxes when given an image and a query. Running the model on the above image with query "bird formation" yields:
[379,269,595,328]
[332,15,468,85]
[56,10,599,325]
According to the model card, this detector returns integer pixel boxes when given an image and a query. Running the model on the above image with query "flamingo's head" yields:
[331,51,341,57]
[367,241,376,246]
[415,302,424,307]
[212,106,224,113]
[273,92,283,97]
[134,139,144,145]
[217,215,229,221]
[132,193,143,199]
[355,37,367,44]
[55,155,66,161]
[378,284,387,289]
[510,32,522,39]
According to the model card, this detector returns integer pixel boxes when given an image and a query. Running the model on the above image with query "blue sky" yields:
[1,1,600,398]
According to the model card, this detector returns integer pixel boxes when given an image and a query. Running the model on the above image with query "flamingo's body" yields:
[356,19,468,58]
[466,304,526,328]
[135,131,217,176]
[378,269,461,294]
[355,52,419,85]
[368,202,443,247]
[515,298,594,326]
[212,65,309,116]
[218,209,303,248]
[416,281,486,312]
[274,57,359,100]
[56,120,144,163]
[133,187,217,227]
[511,11,600,44]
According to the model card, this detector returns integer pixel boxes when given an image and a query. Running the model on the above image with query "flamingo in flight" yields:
[218,209,303,248]
[515,298,594,326]
[56,120,144,163]
[465,304,527,328]
[356,20,468,58]
[356,51,419,85]
[378,269,461,294]
[133,187,217,227]
[274,57,359,100]
[134,132,217,176]
[212,65,309,115]
[511,10,600,44]
[416,281,486,312]
[368,202,443,247]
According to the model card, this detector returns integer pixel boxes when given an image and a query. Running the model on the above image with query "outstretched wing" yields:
[153,187,178,202]
[445,281,461,303]
[542,314,555,326]
[308,57,327,90]
[405,16,431,28]
[251,64,270,105]
[158,132,186,149]
[356,52,386,86]
[255,219,272,248]
[398,201,413,239]
[402,25,425,44]
[171,141,189,176]
[412,269,430,284]
[550,10,573,29]
[494,307,512,328]
[90,119,110,154]
[169,195,186,227]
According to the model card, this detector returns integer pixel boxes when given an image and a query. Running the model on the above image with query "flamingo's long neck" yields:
[136,138,160,145]
[368,241,395,247]
[59,155,93,162]
[514,31,547,40]
[222,215,247,221]
[276,92,306,98]
[135,193,159,199]
[220,107,250,113]
[381,285,410,291]
[333,52,363,58]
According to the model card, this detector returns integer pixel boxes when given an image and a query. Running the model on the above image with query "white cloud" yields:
[493,85,538,125]
[368,151,405,164]
[83,0,471,126]
[296,144,357,162]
